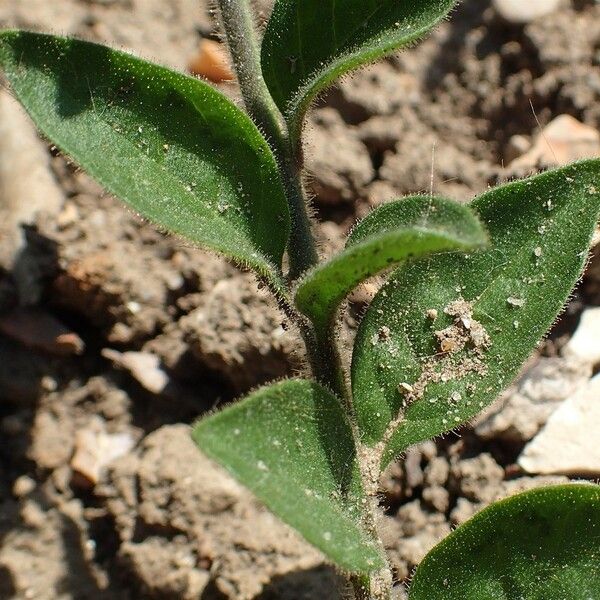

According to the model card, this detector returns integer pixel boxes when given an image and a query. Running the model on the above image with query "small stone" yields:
[424,457,449,487]
[493,0,561,24]
[422,485,450,513]
[56,202,79,229]
[450,497,480,525]
[426,309,438,320]
[439,338,459,353]
[71,418,135,487]
[20,500,46,529]
[102,349,170,395]
[30,411,75,470]
[451,454,504,503]
[518,375,600,476]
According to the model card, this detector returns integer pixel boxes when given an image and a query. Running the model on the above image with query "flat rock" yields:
[474,356,591,443]
[563,307,600,368]
[518,375,600,476]
[493,0,561,24]
[509,114,600,172]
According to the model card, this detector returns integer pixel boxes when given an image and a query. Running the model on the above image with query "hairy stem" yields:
[315,328,393,600]
[216,0,318,279]
[352,574,372,600]
[218,2,392,597]
[352,571,393,600]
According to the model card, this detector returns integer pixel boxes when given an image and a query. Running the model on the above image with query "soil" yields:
[0,0,599,599]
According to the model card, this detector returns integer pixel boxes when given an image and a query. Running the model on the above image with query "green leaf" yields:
[410,483,600,600]
[352,160,600,465]
[261,0,457,142]
[191,379,384,573]
[0,30,290,283]
[294,196,488,335]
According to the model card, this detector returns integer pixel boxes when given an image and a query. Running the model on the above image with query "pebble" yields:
[20,500,47,529]
[493,0,561,24]
[102,349,170,395]
[518,375,600,476]
[505,134,531,163]
[71,418,135,487]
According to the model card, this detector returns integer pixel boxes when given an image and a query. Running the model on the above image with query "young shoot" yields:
[1,1,598,598]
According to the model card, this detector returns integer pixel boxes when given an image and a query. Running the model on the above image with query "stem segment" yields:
[216,0,318,279]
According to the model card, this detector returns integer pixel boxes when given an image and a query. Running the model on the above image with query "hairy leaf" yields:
[295,196,488,334]
[191,379,384,573]
[261,0,457,143]
[352,160,600,465]
[410,484,600,600]
[0,30,290,283]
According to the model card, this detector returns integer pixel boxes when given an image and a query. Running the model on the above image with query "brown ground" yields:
[0,1,599,599]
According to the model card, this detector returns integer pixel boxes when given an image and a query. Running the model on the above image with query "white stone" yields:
[518,375,600,476]
[474,356,591,443]
[102,349,169,395]
[563,307,600,368]
[71,418,135,486]
[493,0,561,24]
[510,115,600,170]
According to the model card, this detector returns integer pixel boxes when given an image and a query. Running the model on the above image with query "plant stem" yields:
[267,284,346,395]
[218,3,392,597]
[315,326,393,600]
[216,0,318,279]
